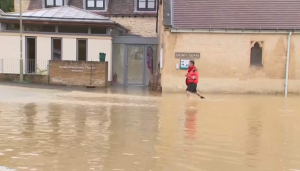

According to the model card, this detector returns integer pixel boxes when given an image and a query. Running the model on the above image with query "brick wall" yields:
[161,32,300,94]
[49,60,108,87]
[110,17,157,37]
[0,74,48,84]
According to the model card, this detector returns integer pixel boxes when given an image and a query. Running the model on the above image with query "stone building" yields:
[2,0,159,85]
[158,0,300,94]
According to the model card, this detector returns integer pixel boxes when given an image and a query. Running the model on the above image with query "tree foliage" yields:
[0,0,14,12]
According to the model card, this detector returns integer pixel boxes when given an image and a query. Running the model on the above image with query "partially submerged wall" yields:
[161,32,300,94]
[0,74,48,84]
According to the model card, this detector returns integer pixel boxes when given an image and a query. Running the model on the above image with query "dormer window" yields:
[86,0,105,10]
[45,0,64,8]
[137,0,156,11]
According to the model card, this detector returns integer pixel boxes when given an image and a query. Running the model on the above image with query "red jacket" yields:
[186,66,199,86]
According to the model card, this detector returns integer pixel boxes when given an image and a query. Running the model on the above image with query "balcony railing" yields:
[0,58,49,75]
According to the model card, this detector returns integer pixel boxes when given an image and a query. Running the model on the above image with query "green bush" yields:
[0,0,14,12]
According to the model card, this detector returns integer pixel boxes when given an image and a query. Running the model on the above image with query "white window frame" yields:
[135,0,157,12]
[45,0,64,8]
[84,0,108,11]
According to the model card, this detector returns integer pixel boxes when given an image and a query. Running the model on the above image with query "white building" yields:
[0,6,128,82]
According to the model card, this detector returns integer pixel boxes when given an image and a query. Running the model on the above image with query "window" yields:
[250,42,263,66]
[58,26,88,34]
[24,24,56,32]
[6,23,20,31]
[137,0,156,11]
[45,0,64,8]
[86,0,105,10]
[91,26,107,34]
[52,38,62,60]
[77,39,87,61]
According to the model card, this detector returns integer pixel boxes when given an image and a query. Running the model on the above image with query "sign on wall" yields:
[175,52,200,59]
[180,59,190,70]
[49,60,108,87]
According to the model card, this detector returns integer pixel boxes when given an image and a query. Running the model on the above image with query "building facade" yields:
[158,0,300,94]
[4,0,159,86]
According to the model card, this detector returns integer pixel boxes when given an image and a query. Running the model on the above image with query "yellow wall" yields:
[14,0,30,12]
[0,33,113,81]
[161,32,300,94]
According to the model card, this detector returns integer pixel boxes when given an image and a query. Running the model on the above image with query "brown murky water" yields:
[1,84,300,171]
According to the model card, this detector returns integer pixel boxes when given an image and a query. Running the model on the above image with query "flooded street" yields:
[1,84,300,171]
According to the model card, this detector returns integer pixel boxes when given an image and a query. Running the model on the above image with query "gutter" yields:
[0,18,129,33]
[285,32,292,98]
[170,29,300,34]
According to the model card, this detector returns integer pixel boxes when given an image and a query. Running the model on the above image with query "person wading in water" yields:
[185,60,205,99]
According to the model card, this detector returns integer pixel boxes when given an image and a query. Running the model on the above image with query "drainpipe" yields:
[284,32,292,98]
[160,44,163,69]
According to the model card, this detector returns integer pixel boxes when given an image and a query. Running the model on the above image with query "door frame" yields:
[25,36,37,74]
[76,38,88,61]
[124,44,147,86]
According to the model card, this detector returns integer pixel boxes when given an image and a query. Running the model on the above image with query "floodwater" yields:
[0,84,300,171]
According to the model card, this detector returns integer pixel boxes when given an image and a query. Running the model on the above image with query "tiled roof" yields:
[173,0,300,30]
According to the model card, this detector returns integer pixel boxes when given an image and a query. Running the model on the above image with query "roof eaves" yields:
[0,14,113,22]
[171,27,300,33]
[0,16,130,31]
[0,17,113,23]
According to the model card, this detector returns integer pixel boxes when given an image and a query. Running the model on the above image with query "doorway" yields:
[25,37,36,73]
[124,45,156,86]
[77,39,87,61]
[126,45,144,85]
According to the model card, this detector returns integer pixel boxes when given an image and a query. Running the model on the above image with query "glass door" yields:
[126,45,145,85]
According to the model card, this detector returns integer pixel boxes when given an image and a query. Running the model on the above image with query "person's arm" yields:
[191,71,198,79]
[194,71,199,79]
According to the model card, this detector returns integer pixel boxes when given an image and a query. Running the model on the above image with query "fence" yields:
[0,58,49,75]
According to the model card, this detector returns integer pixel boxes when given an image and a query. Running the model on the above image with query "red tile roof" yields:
[173,0,300,30]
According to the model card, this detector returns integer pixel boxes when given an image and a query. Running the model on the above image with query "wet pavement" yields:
[0,83,300,171]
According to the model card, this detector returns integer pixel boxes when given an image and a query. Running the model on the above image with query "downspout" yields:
[160,44,163,69]
[156,0,159,33]
[284,32,292,98]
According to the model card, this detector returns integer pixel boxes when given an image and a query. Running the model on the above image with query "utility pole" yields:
[19,0,23,82]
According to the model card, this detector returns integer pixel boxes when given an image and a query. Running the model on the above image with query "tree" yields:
[0,0,14,12]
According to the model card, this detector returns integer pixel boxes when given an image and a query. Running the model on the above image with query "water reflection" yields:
[22,103,37,138]
[47,103,61,146]
[245,104,262,168]
[184,106,198,140]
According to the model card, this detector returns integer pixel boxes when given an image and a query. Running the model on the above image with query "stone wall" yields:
[49,60,108,87]
[110,17,157,37]
[14,0,31,12]
[161,32,300,94]
[0,73,48,84]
